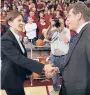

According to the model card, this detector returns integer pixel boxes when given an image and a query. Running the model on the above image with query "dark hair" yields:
[68,1,90,21]
[5,11,23,25]
[53,19,60,28]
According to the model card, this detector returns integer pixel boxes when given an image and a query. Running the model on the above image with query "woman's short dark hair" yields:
[68,1,90,21]
[5,11,23,25]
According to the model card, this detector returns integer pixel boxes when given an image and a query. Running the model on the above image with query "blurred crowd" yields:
[1,0,90,45]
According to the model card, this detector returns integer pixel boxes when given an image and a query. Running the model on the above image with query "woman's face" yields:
[12,5,17,10]
[39,12,44,17]
[40,18,45,23]
[29,0,33,4]
[47,10,51,15]
[9,15,24,32]
[45,7,48,11]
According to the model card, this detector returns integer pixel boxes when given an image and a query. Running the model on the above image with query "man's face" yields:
[67,8,78,30]
[9,15,24,32]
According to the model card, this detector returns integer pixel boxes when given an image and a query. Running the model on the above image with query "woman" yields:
[1,11,58,95]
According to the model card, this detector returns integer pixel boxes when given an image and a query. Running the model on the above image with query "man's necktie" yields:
[70,33,78,45]
[69,33,79,50]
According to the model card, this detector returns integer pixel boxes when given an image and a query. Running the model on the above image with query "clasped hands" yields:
[44,63,59,78]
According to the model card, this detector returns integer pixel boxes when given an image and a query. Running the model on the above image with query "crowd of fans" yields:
[1,0,90,44]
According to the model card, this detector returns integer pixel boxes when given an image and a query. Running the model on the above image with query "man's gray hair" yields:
[68,1,90,21]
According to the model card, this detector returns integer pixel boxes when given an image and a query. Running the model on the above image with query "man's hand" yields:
[44,64,59,78]
[60,32,69,43]
[23,36,28,44]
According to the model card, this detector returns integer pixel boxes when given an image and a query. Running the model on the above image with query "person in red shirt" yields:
[37,17,49,38]
[29,11,38,24]
[29,3,35,12]
[56,5,65,18]
[54,10,62,19]
[37,0,45,12]
[44,9,52,25]
[58,0,64,10]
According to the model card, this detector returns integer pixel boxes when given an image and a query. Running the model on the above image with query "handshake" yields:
[43,63,59,78]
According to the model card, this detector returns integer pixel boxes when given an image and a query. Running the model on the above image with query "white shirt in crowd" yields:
[51,27,71,56]
[25,23,37,39]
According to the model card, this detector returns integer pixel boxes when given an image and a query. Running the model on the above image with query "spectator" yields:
[25,17,37,45]
[37,17,49,38]
[46,18,70,95]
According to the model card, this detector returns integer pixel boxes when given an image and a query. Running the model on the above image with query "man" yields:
[49,18,70,95]
[60,1,90,95]
[1,11,58,95]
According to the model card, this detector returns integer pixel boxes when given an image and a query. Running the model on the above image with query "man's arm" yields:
[86,30,90,66]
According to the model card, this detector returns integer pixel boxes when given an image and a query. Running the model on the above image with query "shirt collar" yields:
[76,22,89,34]
[10,28,22,41]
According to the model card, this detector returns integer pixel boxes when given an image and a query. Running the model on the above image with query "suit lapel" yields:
[20,41,27,56]
[8,29,27,56]
[64,24,88,68]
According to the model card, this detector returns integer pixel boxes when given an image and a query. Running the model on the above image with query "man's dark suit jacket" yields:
[60,23,90,95]
[1,29,44,90]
